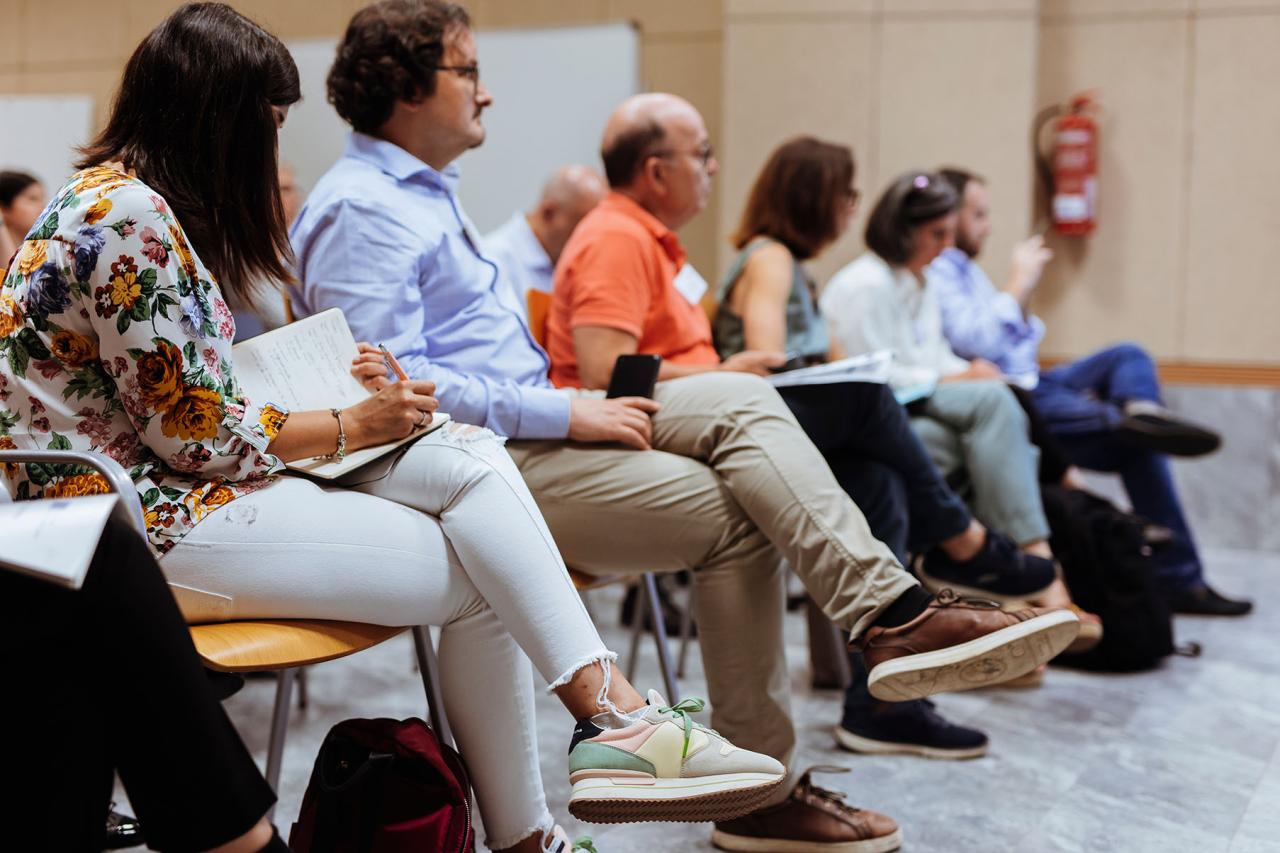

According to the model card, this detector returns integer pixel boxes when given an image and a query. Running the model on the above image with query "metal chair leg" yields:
[625,578,647,683]
[412,626,454,749]
[644,573,679,701]
[264,668,296,817]
[677,581,696,678]
[296,666,309,710]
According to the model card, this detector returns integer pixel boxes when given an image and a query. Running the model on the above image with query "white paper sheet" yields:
[0,494,117,588]
[766,351,893,389]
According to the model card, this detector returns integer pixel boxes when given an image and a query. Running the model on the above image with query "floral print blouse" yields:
[0,165,288,555]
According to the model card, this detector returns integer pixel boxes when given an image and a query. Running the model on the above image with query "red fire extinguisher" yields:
[1034,91,1099,236]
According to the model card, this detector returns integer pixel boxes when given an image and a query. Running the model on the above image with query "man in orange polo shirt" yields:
[543,93,1079,853]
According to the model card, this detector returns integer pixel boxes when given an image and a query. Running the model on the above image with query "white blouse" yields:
[820,252,969,392]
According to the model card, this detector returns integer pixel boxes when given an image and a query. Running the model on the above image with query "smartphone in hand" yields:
[606,353,662,399]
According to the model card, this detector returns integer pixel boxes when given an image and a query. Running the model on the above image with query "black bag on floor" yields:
[1041,484,1176,672]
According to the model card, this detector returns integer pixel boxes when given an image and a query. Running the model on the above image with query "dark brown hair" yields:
[327,0,472,134]
[601,118,666,189]
[864,171,959,265]
[732,136,855,261]
[0,171,40,208]
[76,3,300,302]
[939,166,984,200]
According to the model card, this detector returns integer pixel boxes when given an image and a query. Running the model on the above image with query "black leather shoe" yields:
[104,808,145,849]
[1116,410,1221,457]
[1167,583,1253,616]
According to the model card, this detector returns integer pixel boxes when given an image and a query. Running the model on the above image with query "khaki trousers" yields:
[507,372,914,771]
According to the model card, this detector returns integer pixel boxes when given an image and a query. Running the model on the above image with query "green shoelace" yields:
[657,697,715,759]
[571,837,599,853]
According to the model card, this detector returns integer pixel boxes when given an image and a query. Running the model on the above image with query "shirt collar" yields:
[599,191,686,267]
[344,132,461,191]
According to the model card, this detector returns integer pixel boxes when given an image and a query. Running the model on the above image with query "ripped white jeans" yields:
[162,422,614,849]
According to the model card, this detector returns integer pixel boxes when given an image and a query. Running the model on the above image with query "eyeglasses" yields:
[435,64,480,86]
[649,143,716,168]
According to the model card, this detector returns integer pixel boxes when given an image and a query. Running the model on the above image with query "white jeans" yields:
[163,423,613,849]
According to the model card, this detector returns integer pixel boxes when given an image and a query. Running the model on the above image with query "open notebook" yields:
[234,309,450,480]
[0,494,124,588]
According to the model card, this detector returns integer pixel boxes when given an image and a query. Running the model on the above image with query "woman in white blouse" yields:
[821,173,1092,629]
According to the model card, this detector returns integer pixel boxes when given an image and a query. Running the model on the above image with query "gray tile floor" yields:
[188,549,1278,852]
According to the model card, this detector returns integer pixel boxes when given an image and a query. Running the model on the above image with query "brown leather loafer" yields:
[712,766,901,852]
[854,589,1080,702]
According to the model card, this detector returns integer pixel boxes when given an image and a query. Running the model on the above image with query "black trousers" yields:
[0,518,275,853]
[778,381,972,559]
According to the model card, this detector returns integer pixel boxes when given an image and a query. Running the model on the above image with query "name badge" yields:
[673,264,708,305]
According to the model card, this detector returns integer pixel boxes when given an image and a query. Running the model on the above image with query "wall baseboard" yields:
[1040,358,1280,387]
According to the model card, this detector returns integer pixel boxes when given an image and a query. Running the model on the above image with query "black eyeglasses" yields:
[435,64,480,86]
[649,142,716,168]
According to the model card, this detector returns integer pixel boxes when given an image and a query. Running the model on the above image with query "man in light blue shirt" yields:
[932,168,1248,615]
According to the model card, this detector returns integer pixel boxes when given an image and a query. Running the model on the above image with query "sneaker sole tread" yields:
[867,610,1080,702]
[569,773,785,824]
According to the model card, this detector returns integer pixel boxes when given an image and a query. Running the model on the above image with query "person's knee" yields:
[1109,341,1154,367]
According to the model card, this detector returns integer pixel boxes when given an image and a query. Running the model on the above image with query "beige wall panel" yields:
[641,35,724,279]
[611,0,721,35]
[1195,0,1280,10]
[19,66,122,131]
[1041,0,1191,16]
[246,0,352,39]
[0,3,21,71]
[475,0,611,28]
[726,0,876,17]
[882,0,1036,14]
[1032,18,1188,360]
[872,16,1036,293]
[19,0,130,67]
[1182,15,1280,362]
[0,72,21,95]
[720,17,875,281]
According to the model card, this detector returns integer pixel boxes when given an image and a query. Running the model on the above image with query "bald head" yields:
[599,93,716,230]
[527,164,607,263]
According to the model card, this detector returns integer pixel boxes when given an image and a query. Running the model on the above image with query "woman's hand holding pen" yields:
[344,342,438,447]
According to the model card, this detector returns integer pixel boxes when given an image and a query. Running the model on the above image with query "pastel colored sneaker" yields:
[567,691,786,824]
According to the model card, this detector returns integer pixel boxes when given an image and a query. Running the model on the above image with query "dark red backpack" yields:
[289,717,474,853]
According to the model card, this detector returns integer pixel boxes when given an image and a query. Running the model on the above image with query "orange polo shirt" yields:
[547,192,719,389]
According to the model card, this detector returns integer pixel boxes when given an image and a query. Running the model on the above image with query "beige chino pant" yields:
[507,371,915,772]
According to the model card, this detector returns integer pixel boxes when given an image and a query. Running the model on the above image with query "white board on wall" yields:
[281,22,638,232]
[0,95,93,190]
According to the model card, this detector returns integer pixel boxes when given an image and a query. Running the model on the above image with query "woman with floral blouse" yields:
[0,4,780,851]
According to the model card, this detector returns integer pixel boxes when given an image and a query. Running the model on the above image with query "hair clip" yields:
[913,174,930,189]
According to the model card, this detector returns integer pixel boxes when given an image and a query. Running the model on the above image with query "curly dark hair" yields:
[327,0,471,134]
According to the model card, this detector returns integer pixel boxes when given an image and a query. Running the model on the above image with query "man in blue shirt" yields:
[290,5,1084,845]
[931,167,1248,616]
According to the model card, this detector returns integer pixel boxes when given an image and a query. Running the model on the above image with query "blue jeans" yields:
[1032,343,1203,590]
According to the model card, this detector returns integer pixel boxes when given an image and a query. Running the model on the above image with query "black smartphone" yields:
[606,353,662,398]
[768,352,808,374]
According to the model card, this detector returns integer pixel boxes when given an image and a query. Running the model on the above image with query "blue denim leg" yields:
[1056,431,1204,590]
[1035,343,1163,437]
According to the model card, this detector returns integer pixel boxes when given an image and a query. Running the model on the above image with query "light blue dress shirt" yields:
[289,133,572,439]
[930,247,1045,389]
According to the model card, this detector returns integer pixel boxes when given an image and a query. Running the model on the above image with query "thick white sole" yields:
[712,826,904,853]
[867,609,1080,702]
[833,725,988,761]
[568,771,784,824]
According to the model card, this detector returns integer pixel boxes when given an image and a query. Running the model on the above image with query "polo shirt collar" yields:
[601,191,686,267]
[344,132,461,191]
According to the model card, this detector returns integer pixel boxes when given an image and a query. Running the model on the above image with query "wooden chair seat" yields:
[190,620,406,673]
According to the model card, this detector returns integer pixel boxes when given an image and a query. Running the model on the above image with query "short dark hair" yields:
[0,171,39,209]
[77,2,300,303]
[938,166,984,200]
[601,119,666,188]
[732,136,855,261]
[864,171,959,266]
[327,0,472,135]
